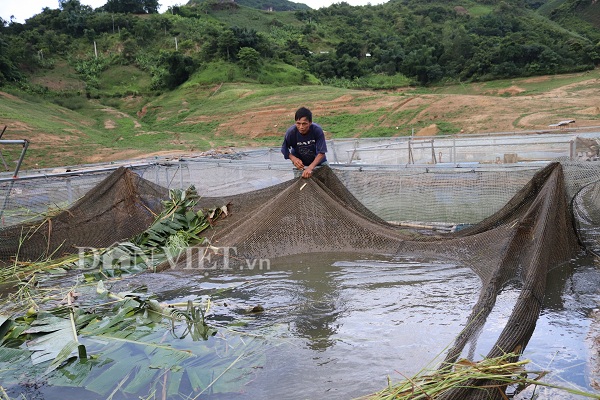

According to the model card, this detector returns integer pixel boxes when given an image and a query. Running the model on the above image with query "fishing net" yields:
[0,155,599,400]
[176,162,581,400]
[0,167,167,263]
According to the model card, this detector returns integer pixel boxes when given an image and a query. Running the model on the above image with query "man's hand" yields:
[301,153,325,178]
[302,167,314,178]
[290,155,304,170]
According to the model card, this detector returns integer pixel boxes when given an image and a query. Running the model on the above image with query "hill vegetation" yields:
[0,0,599,169]
[1,0,599,91]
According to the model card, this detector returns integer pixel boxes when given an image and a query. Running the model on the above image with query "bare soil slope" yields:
[1,71,599,167]
[208,74,600,143]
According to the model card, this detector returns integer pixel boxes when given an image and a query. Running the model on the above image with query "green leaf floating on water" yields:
[0,283,268,398]
[25,314,74,365]
[0,186,255,397]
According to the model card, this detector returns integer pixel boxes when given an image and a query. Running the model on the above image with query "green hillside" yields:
[541,0,600,39]
[188,0,310,11]
[1,0,598,90]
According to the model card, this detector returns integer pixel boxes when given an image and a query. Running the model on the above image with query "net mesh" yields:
[328,130,600,165]
[180,163,579,400]
[573,181,600,255]
[0,167,167,262]
[1,136,600,399]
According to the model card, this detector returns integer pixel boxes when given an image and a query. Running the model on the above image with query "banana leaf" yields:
[25,314,74,365]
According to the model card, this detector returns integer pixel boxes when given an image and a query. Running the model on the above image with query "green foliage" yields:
[2,0,598,89]
[97,64,151,95]
[258,61,319,85]
[467,5,494,16]
[0,0,599,171]
[206,4,305,33]
[1,66,600,171]
[158,51,196,89]
[58,0,95,36]
[547,0,600,40]
[132,185,222,255]
[190,61,245,84]
[238,47,261,73]
[102,0,160,14]
[51,95,88,110]
[318,110,393,138]
[217,29,238,61]
[323,73,411,89]
[0,284,266,398]
[369,352,600,400]
[233,0,309,11]
[435,121,461,135]
[72,56,110,90]
[0,184,262,398]
[0,37,22,85]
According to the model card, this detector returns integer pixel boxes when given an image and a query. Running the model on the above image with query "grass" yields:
[363,73,412,89]
[364,352,600,400]
[207,7,305,34]
[467,5,494,17]
[98,64,152,95]
[433,68,600,96]
[187,60,320,87]
[190,61,249,85]
[319,111,393,138]
[28,60,85,93]
[537,0,570,16]
[434,121,461,134]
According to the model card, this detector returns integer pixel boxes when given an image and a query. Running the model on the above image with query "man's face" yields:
[295,117,312,135]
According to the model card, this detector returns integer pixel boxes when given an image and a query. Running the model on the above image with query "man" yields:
[281,107,328,178]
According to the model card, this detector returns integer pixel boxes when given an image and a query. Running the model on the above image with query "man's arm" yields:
[281,133,291,159]
[282,128,304,170]
[289,154,305,170]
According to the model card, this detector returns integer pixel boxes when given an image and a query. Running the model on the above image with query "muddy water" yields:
[114,251,596,399]
[163,253,481,399]
[4,252,599,399]
[514,255,600,399]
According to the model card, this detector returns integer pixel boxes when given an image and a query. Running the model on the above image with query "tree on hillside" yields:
[58,0,93,35]
[238,47,260,73]
[335,53,362,79]
[0,36,22,85]
[438,24,474,76]
[218,30,239,60]
[310,53,336,79]
[232,27,260,50]
[162,52,196,88]
[371,42,405,75]
[103,0,160,14]
[402,45,441,84]
[86,12,134,34]
[335,39,363,59]
[286,38,311,57]
[0,0,597,90]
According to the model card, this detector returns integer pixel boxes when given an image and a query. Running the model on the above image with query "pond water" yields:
[163,253,481,399]
[3,252,599,399]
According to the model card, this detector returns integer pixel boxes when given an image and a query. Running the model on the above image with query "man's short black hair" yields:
[295,107,312,122]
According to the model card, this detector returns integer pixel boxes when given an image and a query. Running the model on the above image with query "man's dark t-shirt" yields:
[281,123,328,166]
